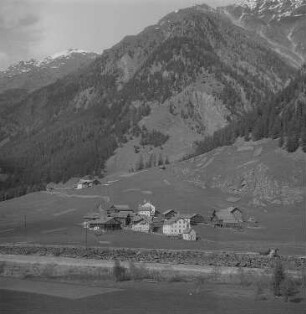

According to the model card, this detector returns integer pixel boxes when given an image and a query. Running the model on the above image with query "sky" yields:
[0,0,235,70]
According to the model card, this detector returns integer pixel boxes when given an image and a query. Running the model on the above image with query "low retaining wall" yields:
[0,254,274,281]
[0,244,305,270]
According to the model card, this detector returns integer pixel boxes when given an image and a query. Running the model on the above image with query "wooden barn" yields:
[107,204,134,217]
[181,213,205,225]
[87,217,121,231]
[110,211,133,227]
[211,207,244,228]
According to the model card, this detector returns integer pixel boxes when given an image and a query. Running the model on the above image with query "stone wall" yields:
[0,244,305,270]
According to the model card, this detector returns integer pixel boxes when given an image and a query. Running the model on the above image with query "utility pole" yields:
[24,215,27,241]
[85,225,88,250]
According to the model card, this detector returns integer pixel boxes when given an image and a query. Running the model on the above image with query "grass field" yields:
[0,139,305,255]
[1,277,305,314]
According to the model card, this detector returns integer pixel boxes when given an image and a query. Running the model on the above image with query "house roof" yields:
[111,212,134,218]
[112,204,130,211]
[79,179,94,184]
[83,213,100,220]
[88,217,120,225]
[183,228,196,234]
[163,209,177,215]
[163,216,187,225]
[133,216,152,225]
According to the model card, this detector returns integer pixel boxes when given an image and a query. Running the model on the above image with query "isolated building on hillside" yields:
[211,207,244,228]
[87,217,121,231]
[131,216,152,233]
[182,229,197,241]
[163,209,178,220]
[76,178,101,190]
[138,201,158,217]
[163,217,191,236]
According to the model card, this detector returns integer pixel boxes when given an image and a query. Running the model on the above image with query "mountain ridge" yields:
[0,49,98,94]
[221,0,306,67]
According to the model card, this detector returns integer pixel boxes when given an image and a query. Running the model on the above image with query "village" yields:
[83,199,248,242]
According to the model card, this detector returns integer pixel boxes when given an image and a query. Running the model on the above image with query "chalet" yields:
[163,209,178,220]
[138,201,158,217]
[131,217,152,233]
[163,217,191,236]
[110,211,133,227]
[182,229,197,241]
[87,217,121,231]
[107,204,133,216]
[76,178,100,190]
[211,207,244,228]
[181,213,205,225]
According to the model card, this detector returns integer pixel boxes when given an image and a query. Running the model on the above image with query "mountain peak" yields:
[49,48,91,60]
[234,0,306,12]
[0,49,98,93]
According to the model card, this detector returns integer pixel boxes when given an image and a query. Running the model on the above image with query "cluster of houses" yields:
[83,200,246,241]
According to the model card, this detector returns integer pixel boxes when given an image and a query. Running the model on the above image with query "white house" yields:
[163,217,190,236]
[131,217,151,233]
[138,201,157,217]
[182,228,197,241]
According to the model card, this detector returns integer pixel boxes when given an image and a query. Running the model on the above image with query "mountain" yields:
[0,49,98,94]
[0,4,297,200]
[219,0,306,68]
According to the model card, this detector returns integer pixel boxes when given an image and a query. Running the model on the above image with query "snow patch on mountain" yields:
[1,49,96,77]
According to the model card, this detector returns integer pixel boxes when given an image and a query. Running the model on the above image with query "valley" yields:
[0,139,305,256]
[1,1,306,311]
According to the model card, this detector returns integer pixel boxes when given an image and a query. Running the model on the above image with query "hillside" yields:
[0,138,305,255]
[220,0,306,68]
[0,4,297,200]
[195,67,306,156]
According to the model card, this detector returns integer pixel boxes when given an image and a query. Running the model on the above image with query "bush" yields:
[271,260,285,296]
[112,260,128,281]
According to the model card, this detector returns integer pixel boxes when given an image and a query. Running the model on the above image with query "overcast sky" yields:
[0,0,235,70]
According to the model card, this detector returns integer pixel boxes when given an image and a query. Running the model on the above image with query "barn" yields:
[211,207,244,228]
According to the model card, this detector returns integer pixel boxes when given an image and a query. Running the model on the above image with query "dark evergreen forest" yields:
[195,67,306,157]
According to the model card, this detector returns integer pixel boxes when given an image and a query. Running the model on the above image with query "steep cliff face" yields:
[220,0,306,68]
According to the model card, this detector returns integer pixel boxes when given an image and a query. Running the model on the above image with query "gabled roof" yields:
[183,228,196,234]
[111,211,134,218]
[88,217,120,225]
[112,204,130,211]
[133,216,152,225]
[163,209,177,215]
[227,206,242,213]
[83,213,100,220]
[163,216,187,225]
